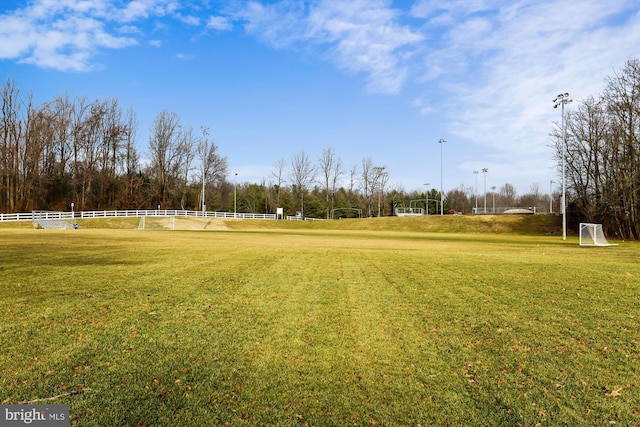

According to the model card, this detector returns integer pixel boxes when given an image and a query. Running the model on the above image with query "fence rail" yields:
[0,212,41,221]
[1,210,277,222]
[471,206,542,214]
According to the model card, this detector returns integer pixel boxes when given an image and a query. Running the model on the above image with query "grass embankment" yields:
[0,219,637,426]
[0,212,562,234]
[225,214,559,233]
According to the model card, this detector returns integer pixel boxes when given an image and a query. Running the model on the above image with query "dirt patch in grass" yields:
[138,217,230,230]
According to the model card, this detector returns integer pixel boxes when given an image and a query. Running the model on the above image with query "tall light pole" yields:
[474,170,479,213]
[374,165,386,217]
[439,138,446,215]
[554,93,572,240]
[482,168,488,214]
[423,182,430,215]
[201,126,209,230]
[549,179,555,214]
[202,160,206,229]
[234,172,238,218]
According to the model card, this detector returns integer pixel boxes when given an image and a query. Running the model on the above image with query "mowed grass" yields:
[0,221,638,426]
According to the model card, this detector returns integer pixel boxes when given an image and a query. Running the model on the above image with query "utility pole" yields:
[439,139,446,215]
[553,93,572,240]
[482,168,488,214]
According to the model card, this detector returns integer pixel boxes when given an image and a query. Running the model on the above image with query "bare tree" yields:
[448,184,473,214]
[372,165,389,216]
[77,100,105,208]
[499,183,517,206]
[348,163,359,199]
[447,187,470,213]
[21,95,45,210]
[1,77,24,212]
[289,151,316,217]
[147,110,183,207]
[67,95,90,205]
[318,147,343,219]
[197,126,228,211]
[98,99,129,207]
[360,157,374,216]
[359,158,387,217]
[553,96,610,221]
[49,94,73,187]
[270,158,287,210]
[602,58,640,238]
[177,125,197,209]
[124,106,139,176]
[519,183,545,211]
[122,106,142,208]
[555,58,640,239]
[386,183,405,215]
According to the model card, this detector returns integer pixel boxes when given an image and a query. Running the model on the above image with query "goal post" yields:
[137,215,175,230]
[579,223,617,246]
[330,208,362,219]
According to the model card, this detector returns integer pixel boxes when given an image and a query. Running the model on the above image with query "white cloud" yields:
[0,13,33,58]
[2,0,422,91]
[177,14,201,26]
[0,0,189,71]
[175,53,194,60]
[307,1,423,94]
[116,0,179,23]
[412,97,435,116]
[408,0,640,190]
[232,0,423,94]
[3,0,639,194]
[411,0,497,19]
[118,25,143,35]
[207,16,233,31]
[232,1,308,48]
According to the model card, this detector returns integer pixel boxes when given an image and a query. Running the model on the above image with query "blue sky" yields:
[1,0,639,196]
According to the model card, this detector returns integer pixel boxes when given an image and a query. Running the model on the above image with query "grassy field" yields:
[0,216,638,426]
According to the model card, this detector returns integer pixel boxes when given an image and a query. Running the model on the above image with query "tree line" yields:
[553,58,640,240]
[0,79,229,214]
[2,76,555,220]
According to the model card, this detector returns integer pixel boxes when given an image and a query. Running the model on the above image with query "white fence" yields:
[472,206,541,214]
[1,210,277,222]
[395,207,424,216]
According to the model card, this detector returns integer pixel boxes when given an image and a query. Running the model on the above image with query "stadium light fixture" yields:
[438,139,446,215]
[553,93,572,240]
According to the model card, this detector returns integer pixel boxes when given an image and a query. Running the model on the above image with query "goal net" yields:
[579,223,617,246]
[137,216,176,230]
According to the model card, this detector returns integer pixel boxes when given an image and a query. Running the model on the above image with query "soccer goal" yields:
[579,223,617,246]
[137,216,176,230]
[330,208,362,219]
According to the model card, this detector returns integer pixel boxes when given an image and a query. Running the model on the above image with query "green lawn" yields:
[0,222,638,426]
